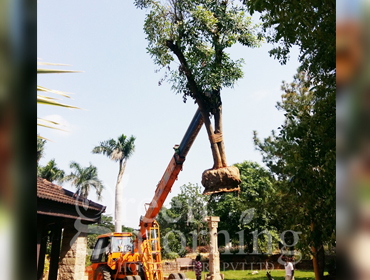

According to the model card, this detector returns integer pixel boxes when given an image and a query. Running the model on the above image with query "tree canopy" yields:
[208,161,278,252]
[63,161,104,200]
[135,0,262,107]
[37,136,46,165]
[253,71,335,279]
[244,0,335,86]
[37,159,65,183]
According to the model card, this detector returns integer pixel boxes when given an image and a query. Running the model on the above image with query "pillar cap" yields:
[204,216,220,222]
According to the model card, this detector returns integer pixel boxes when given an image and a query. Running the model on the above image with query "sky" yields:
[37,0,301,229]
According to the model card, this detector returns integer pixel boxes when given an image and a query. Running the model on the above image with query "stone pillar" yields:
[205,217,223,280]
[58,222,88,280]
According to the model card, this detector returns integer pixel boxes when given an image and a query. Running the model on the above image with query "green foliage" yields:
[157,183,208,256]
[92,134,136,163]
[37,136,46,165]
[85,254,92,267]
[136,0,262,112]
[208,161,278,253]
[253,71,335,257]
[62,161,104,200]
[244,0,335,86]
[37,159,65,183]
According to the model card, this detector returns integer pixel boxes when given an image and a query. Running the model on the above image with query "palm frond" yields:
[37,62,71,66]
[37,68,82,74]
[37,62,82,138]
[111,149,124,161]
[37,85,73,98]
[37,95,80,109]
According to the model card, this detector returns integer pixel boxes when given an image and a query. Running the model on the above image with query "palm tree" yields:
[37,159,65,183]
[63,162,104,201]
[92,134,136,232]
[37,136,46,166]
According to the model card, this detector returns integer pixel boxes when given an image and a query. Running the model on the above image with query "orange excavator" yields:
[87,109,204,280]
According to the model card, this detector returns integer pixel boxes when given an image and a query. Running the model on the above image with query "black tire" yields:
[178,273,188,279]
[137,263,146,279]
[94,266,111,280]
[168,273,180,279]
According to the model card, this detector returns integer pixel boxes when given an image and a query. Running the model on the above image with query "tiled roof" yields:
[37,177,105,212]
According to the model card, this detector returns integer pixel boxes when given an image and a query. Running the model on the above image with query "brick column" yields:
[205,217,223,280]
[58,222,88,280]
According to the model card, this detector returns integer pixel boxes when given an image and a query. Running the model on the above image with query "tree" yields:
[135,0,263,194]
[244,0,335,87]
[253,71,335,280]
[208,161,278,253]
[37,159,65,183]
[156,183,208,258]
[63,161,104,201]
[92,134,136,232]
[37,136,46,165]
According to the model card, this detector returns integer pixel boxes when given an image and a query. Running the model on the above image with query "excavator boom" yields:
[139,109,203,234]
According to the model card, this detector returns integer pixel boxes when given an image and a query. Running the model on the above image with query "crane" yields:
[88,109,204,280]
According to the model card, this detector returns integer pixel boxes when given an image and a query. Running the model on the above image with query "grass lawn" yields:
[181,270,316,280]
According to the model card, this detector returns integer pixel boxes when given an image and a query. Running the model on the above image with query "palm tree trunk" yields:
[115,159,127,232]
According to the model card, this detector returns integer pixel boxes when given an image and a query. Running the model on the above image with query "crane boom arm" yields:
[139,109,203,234]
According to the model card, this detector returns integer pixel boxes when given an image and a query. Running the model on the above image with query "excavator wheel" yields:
[137,263,145,280]
[94,266,111,280]
[178,272,188,279]
[168,273,180,279]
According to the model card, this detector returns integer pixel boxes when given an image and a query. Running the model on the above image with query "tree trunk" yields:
[165,40,223,169]
[199,109,223,169]
[214,105,227,167]
[311,222,323,280]
[115,159,127,233]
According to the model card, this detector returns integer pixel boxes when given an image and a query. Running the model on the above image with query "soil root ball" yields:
[202,166,241,195]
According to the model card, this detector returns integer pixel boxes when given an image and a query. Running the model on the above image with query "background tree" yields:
[135,0,263,194]
[92,134,136,232]
[253,71,335,280]
[244,0,335,87]
[37,159,65,183]
[157,183,208,258]
[63,161,104,201]
[37,136,46,166]
[208,161,278,254]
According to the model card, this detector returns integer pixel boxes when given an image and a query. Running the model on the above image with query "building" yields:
[37,177,106,280]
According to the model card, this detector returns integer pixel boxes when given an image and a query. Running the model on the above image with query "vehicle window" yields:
[91,237,110,262]
[112,236,132,253]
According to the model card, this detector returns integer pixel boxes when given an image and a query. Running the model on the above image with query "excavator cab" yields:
[87,232,140,280]
[112,236,133,254]
[91,233,134,263]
